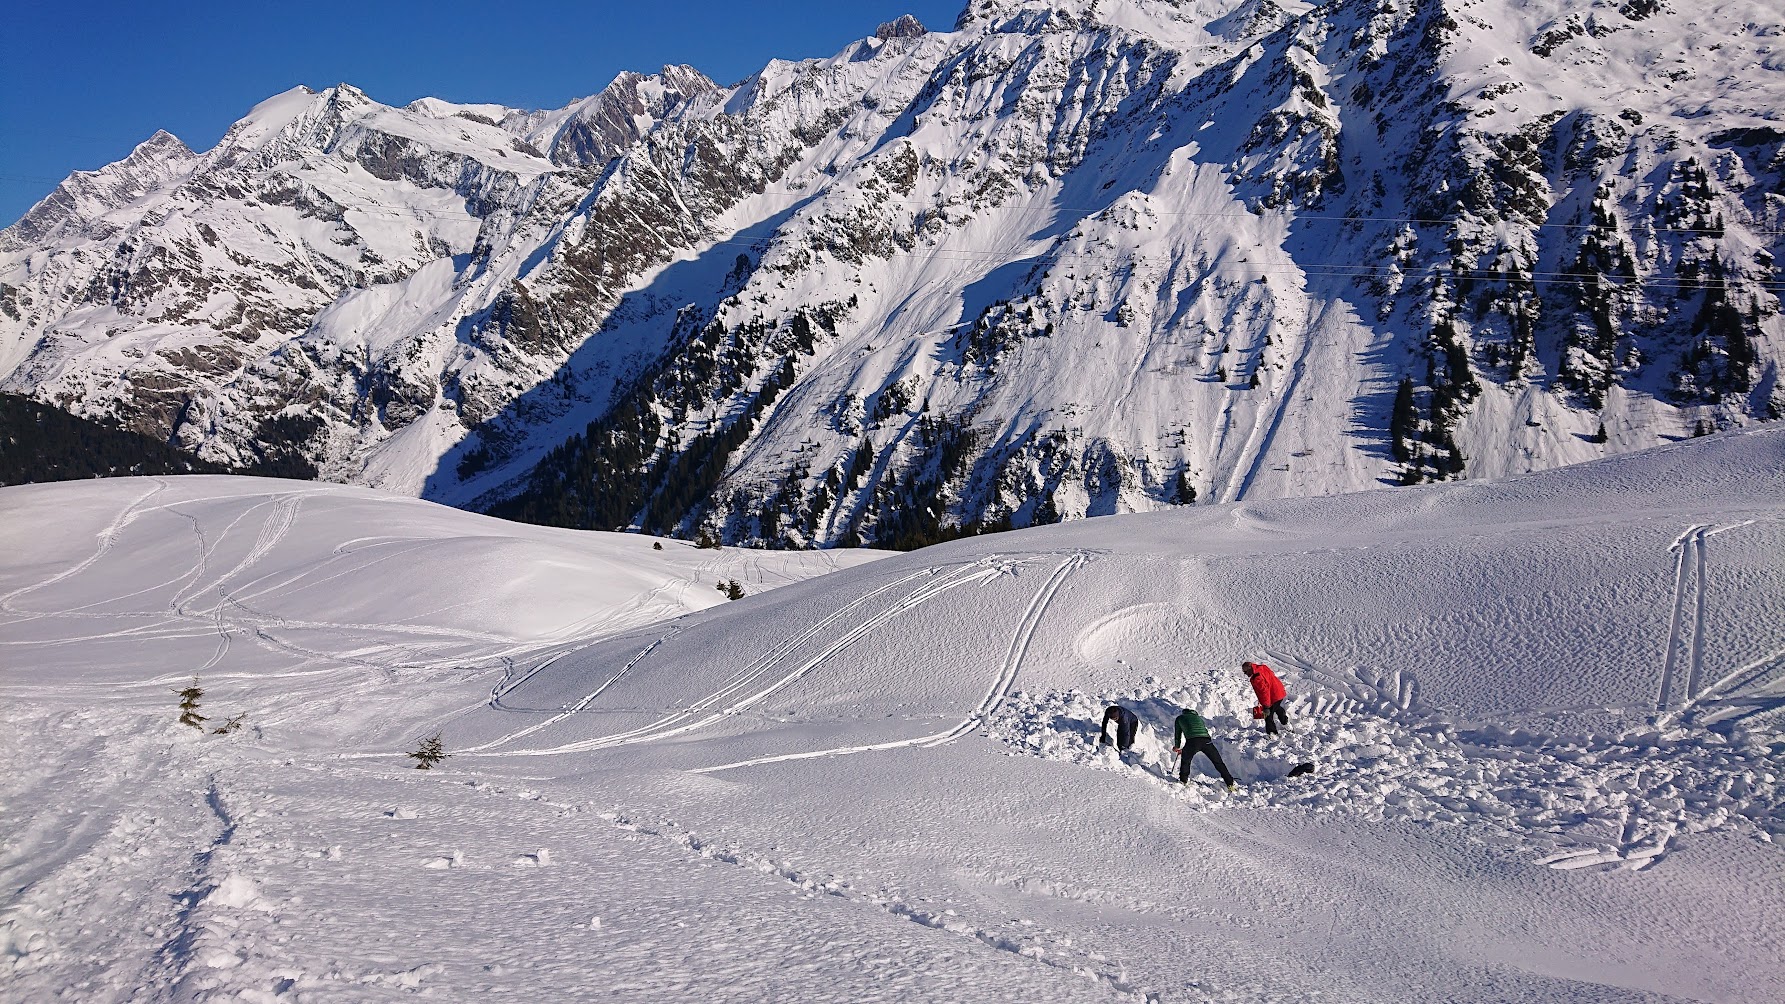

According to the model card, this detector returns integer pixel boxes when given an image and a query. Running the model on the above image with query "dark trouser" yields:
[1116,715,1137,750]
[1178,737,1234,785]
[1100,713,1139,751]
[1262,701,1288,735]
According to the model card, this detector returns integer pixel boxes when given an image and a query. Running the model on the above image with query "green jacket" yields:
[1174,709,1211,746]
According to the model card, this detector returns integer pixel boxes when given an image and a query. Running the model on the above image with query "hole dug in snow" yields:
[990,671,1783,870]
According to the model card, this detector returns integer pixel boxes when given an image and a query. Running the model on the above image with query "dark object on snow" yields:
[211,712,248,735]
[408,731,449,770]
[1172,709,1235,786]
[174,676,206,730]
[1099,704,1139,750]
[1287,762,1316,778]
[1243,661,1290,736]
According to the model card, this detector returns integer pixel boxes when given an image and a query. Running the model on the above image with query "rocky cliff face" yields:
[0,69,713,484]
[4,1,1782,546]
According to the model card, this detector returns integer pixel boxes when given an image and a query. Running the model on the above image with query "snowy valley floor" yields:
[3,439,1783,1002]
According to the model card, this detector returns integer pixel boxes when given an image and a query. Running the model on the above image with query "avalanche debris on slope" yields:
[991,674,1784,871]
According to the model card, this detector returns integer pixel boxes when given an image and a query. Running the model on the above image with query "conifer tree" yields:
[1174,469,1197,505]
[211,713,248,735]
[1390,377,1418,463]
[718,579,745,600]
[174,676,207,731]
[408,731,448,770]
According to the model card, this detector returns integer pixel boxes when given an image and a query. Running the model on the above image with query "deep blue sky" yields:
[0,0,966,226]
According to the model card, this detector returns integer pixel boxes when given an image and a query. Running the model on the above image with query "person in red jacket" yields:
[1243,661,1289,735]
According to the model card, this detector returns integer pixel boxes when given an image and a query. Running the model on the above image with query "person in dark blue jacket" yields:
[1098,704,1139,751]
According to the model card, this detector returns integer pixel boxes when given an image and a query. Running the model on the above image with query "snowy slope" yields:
[5,1,1784,545]
[3,432,1781,1002]
[0,477,880,743]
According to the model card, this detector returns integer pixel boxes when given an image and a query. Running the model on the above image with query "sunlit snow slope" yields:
[3,435,1783,1002]
[0,477,881,747]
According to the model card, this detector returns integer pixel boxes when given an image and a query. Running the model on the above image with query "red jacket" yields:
[1246,663,1286,706]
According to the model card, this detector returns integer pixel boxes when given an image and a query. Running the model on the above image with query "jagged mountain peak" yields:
[875,13,928,39]
[528,64,720,166]
[3,0,1782,547]
[134,129,195,157]
[1,128,201,250]
[403,96,526,124]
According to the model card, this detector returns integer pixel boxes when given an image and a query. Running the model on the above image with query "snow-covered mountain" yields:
[0,67,716,484]
[4,1,1783,546]
[3,430,1782,1001]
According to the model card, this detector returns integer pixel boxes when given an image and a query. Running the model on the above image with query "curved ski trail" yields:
[465,562,995,757]
[695,552,1086,774]
[458,630,682,754]
[0,479,168,617]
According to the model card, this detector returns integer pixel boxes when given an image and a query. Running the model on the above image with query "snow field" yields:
[0,476,882,744]
[2,717,1141,1003]
[3,430,1784,1001]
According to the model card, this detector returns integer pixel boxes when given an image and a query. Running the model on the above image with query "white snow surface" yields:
[3,431,1783,1002]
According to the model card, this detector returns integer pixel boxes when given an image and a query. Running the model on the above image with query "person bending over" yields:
[1172,707,1236,791]
[1098,704,1140,751]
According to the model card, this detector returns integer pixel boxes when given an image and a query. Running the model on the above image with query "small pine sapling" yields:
[211,713,248,735]
[408,731,449,770]
[652,541,663,550]
[174,676,207,730]
[718,579,745,600]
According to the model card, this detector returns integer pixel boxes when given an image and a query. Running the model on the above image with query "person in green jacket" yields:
[1172,707,1236,790]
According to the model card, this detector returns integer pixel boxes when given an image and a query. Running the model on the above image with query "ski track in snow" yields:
[459,630,684,754]
[693,552,1088,773]
[7,431,1785,1001]
[0,480,170,618]
[467,558,1028,758]
[592,802,1152,999]
[1223,296,1317,504]
[1657,524,1710,715]
[10,749,1152,1004]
